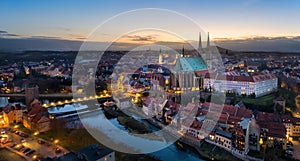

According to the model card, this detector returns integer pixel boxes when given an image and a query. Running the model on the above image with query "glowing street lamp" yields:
[32,155,37,160]
[259,138,263,145]
[33,131,39,136]
[13,125,19,129]
[54,139,59,144]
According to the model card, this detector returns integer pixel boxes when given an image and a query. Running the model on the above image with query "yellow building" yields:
[2,104,23,125]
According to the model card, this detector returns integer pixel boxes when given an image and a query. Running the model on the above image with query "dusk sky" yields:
[1,0,300,51]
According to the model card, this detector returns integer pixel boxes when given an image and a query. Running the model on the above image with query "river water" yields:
[48,104,205,161]
[80,109,205,161]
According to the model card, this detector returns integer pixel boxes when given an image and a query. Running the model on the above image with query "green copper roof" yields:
[175,57,207,72]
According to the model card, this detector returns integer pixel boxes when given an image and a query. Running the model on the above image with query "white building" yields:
[214,130,232,151]
[204,73,278,97]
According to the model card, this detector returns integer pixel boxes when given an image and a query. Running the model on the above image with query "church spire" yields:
[207,32,210,48]
[181,46,185,57]
[198,32,202,51]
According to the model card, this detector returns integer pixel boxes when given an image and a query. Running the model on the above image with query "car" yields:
[23,148,31,154]
[25,150,36,156]
[1,137,8,143]
[287,141,293,146]
[19,133,29,138]
[15,145,25,151]
[38,139,45,144]
[1,129,5,134]
[20,138,26,143]
[9,143,17,148]
[286,150,293,155]
[55,147,62,153]
[14,131,19,135]
[32,155,42,161]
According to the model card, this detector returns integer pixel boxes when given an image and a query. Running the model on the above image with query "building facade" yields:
[204,73,278,97]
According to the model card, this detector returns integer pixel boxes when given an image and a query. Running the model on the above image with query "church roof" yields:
[175,57,207,72]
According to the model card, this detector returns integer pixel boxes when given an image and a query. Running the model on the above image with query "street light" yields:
[54,139,59,144]
[13,125,19,129]
[32,155,37,160]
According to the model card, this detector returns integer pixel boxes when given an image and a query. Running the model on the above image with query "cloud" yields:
[125,35,157,42]
[215,36,300,52]
[1,35,300,52]
[0,30,19,38]
[29,36,62,39]
[0,30,8,34]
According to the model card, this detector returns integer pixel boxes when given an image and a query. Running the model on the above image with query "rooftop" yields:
[175,56,207,72]
[42,144,114,161]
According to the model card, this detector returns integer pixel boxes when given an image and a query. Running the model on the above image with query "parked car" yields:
[38,139,45,144]
[19,133,29,138]
[15,145,25,151]
[21,138,26,143]
[55,147,62,153]
[23,148,31,154]
[1,129,5,134]
[286,150,293,155]
[9,143,17,148]
[287,141,293,146]
[25,150,36,156]
[19,146,26,152]
[10,129,16,133]
[287,146,294,151]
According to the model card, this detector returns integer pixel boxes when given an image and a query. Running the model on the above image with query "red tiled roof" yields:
[227,116,242,125]
[190,120,203,130]
[28,102,47,116]
[31,113,43,123]
[201,102,252,118]
[222,104,237,116]
[205,72,276,82]
[236,108,252,118]
[266,122,286,138]
[194,70,209,77]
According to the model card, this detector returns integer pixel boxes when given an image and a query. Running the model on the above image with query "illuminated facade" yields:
[204,73,278,97]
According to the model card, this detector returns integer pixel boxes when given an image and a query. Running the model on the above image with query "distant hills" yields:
[1,36,300,52]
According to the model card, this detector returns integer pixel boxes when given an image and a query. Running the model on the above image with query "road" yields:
[292,140,300,160]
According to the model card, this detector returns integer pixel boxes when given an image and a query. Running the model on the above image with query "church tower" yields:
[207,32,210,48]
[198,32,202,52]
[158,48,163,64]
[181,46,185,57]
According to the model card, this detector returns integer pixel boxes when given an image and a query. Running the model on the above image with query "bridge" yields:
[0,93,111,108]
[0,93,76,98]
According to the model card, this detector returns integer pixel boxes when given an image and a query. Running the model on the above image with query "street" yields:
[292,140,300,160]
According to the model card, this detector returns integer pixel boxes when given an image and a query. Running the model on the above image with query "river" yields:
[48,104,205,161]
[80,109,205,161]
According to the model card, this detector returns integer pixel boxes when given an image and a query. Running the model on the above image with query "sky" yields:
[1,0,300,51]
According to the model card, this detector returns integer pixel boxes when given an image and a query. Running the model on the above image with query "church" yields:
[169,32,214,92]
